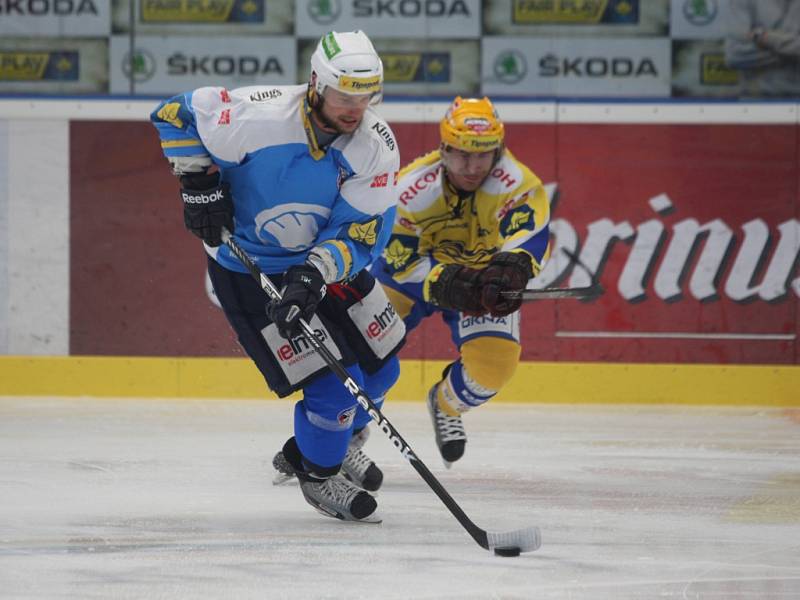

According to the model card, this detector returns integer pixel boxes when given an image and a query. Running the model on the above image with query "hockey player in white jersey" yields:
[151,31,405,523]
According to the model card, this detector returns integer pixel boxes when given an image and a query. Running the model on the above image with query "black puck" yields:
[493,546,521,557]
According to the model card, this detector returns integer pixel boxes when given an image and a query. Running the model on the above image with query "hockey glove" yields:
[479,251,534,317]
[425,264,484,316]
[180,172,234,247]
[268,264,327,339]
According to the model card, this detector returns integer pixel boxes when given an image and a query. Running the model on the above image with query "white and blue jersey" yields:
[151,84,400,280]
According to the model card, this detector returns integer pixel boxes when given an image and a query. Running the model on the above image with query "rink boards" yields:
[0,100,798,402]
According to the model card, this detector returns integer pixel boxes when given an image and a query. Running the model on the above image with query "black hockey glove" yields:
[268,264,327,339]
[426,264,485,316]
[180,172,234,247]
[478,251,534,317]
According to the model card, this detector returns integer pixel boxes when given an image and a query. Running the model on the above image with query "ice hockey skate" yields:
[272,426,383,491]
[299,473,381,523]
[427,383,467,468]
[271,449,296,485]
[340,426,383,491]
[279,437,380,523]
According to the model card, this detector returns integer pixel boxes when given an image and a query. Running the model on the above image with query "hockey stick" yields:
[221,229,541,556]
[500,248,604,301]
[500,285,602,301]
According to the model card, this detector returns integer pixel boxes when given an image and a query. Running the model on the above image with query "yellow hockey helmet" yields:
[440,96,504,153]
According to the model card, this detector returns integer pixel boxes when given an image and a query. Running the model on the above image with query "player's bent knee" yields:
[461,336,521,391]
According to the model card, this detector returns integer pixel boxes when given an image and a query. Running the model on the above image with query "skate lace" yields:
[316,475,361,506]
[434,407,466,442]
[343,446,373,478]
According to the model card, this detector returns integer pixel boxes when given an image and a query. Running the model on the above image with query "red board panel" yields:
[544,123,798,364]
[69,119,798,364]
[69,121,240,357]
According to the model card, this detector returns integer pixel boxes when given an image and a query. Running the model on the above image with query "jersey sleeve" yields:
[150,86,252,171]
[313,125,401,281]
[382,202,432,280]
[150,90,210,168]
[498,179,551,277]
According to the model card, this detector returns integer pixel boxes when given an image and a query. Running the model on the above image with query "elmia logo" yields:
[365,302,397,338]
[276,329,328,361]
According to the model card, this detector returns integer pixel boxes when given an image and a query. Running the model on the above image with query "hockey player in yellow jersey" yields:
[372,96,551,466]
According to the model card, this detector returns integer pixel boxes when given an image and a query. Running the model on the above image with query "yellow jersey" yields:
[381,149,551,286]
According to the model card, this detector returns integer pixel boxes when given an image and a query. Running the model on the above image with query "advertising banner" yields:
[0,0,111,37]
[530,121,799,365]
[295,0,481,39]
[112,0,292,34]
[109,35,296,95]
[298,38,480,96]
[672,39,742,97]
[484,0,668,36]
[0,38,108,94]
[69,119,799,364]
[481,37,671,97]
[669,0,730,40]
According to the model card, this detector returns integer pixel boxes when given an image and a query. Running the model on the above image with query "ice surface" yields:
[1,397,799,599]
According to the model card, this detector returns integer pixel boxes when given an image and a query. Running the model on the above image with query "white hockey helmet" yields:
[309,30,383,104]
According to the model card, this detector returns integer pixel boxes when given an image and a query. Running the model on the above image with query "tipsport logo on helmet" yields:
[338,73,381,93]
[463,136,502,151]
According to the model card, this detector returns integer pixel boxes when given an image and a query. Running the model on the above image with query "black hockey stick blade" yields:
[500,284,603,301]
[219,228,542,554]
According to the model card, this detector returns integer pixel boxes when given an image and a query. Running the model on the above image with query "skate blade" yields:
[357,512,382,524]
[272,472,297,486]
[311,505,383,524]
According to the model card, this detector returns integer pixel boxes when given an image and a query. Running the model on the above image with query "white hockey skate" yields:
[427,384,467,468]
[299,473,381,523]
[272,426,383,491]
[340,426,383,491]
